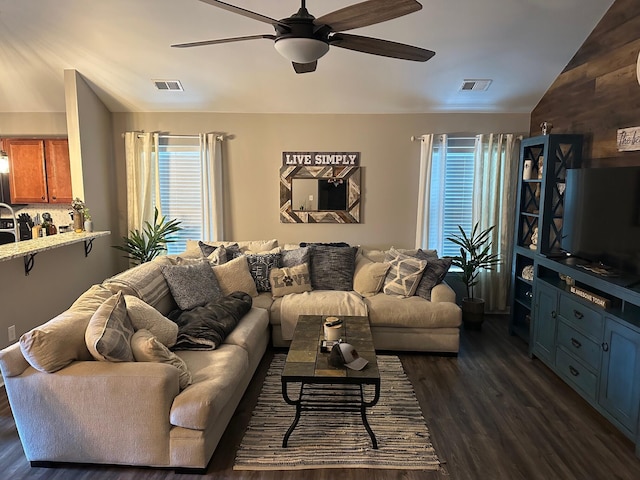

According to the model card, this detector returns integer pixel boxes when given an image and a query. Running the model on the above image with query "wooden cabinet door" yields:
[532,281,558,366]
[44,139,72,203]
[598,317,640,437]
[6,139,48,203]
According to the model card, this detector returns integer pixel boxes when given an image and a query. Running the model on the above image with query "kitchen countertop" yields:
[0,231,111,263]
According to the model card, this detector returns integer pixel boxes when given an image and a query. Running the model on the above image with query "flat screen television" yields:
[562,166,640,278]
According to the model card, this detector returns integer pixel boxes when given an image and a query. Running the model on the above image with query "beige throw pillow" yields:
[269,263,312,297]
[212,255,259,297]
[353,257,391,297]
[85,292,135,362]
[131,329,192,390]
[124,295,178,347]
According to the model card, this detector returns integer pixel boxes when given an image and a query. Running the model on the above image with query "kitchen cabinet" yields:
[3,138,72,204]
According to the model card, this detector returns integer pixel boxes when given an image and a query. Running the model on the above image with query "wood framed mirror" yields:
[280,165,361,223]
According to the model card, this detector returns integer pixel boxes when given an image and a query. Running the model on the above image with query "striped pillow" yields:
[103,257,173,310]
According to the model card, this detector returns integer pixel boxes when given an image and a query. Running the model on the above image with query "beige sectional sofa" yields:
[0,255,269,471]
[0,239,461,471]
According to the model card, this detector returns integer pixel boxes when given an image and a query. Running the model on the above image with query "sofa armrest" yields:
[4,360,180,465]
[0,342,30,379]
[431,282,457,303]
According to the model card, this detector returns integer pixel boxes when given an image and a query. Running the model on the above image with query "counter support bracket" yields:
[84,239,94,257]
[24,253,36,276]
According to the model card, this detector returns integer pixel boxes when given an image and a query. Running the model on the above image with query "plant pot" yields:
[84,219,93,232]
[462,297,485,330]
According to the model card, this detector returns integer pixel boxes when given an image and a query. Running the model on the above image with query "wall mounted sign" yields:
[617,127,640,151]
[282,152,360,166]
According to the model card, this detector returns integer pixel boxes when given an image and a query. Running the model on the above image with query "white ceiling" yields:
[0,0,614,114]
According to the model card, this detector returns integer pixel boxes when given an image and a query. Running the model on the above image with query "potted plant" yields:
[447,223,501,330]
[113,207,182,265]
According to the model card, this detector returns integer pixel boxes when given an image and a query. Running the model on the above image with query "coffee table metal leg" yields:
[281,381,303,448]
[282,403,301,448]
[360,384,379,449]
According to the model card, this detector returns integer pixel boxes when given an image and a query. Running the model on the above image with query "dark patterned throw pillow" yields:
[245,253,282,292]
[308,245,357,291]
[411,249,452,300]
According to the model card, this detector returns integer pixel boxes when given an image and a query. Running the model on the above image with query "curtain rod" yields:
[121,132,225,140]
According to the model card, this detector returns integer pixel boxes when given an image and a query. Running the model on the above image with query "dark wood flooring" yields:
[2,315,640,479]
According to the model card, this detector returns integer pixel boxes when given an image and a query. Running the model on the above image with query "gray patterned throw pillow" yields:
[280,247,310,267]
[308,245,357,291]
[162,260,223,310]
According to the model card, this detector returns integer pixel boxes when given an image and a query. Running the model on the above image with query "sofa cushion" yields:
[365,293,462,329]
[353,256,391,297]
[270,263,312,297]
[85,292,135,362]
[383,250,428,297]
[103,256,174,312]
[280,246,310,267]
[414,255,453,301]
[19,310,95,373]
[131,329,192,390]
[162,260,223,310]
[172,344,249,430]
[124,295,178,347]
[212,255,259,297]
[224,307,270,353]
[308,245,357,291]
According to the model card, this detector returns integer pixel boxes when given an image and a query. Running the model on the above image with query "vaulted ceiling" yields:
[0,0,614,114]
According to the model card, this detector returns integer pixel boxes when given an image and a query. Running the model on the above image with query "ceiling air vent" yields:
[153,80,184,91]
[459,79,492,92]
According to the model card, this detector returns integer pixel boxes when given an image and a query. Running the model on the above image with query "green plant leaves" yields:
[112,207,182,265]
[446,222,501,299]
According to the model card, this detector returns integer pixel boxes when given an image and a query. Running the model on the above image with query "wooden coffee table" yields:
[281,315,380,448]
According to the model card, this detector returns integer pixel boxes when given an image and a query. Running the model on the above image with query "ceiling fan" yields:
[171,0,435,74]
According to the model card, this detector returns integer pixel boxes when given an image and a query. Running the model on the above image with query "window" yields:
[428,136,476,258]
[157,137,201,254]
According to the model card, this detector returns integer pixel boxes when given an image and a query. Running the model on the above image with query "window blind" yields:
[428,136,476,258]
[157,137,201,254]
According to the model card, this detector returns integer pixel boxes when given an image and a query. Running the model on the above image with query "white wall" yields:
[112,112,530,251]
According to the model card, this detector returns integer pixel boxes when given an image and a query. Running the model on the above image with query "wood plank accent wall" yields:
[530,0,640,167]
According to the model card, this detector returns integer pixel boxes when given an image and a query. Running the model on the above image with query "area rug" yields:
[233,354,442,471]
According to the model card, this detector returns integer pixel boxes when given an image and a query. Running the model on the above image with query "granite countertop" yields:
[0,231,111,263]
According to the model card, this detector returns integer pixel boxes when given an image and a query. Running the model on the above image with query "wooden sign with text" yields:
[617,127,640,151]
[282,151,360,166]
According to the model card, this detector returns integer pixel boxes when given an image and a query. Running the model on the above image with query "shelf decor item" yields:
[83,207,93,232]
[447,223,501,330]
[71,197,85,233]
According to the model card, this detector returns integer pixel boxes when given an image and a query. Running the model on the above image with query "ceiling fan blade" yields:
[315,0,422,32]
[330,33,435,62]
[171,34,275,48]
[197,0,289,29]
[293,61,317,74]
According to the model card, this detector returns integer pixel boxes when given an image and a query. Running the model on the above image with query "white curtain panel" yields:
[124,131,161,233]
[415,134,435,249]
[472,133,521,312]
[199,133,225,241]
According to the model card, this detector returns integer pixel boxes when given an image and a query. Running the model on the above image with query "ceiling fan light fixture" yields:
[274,37,329,64]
